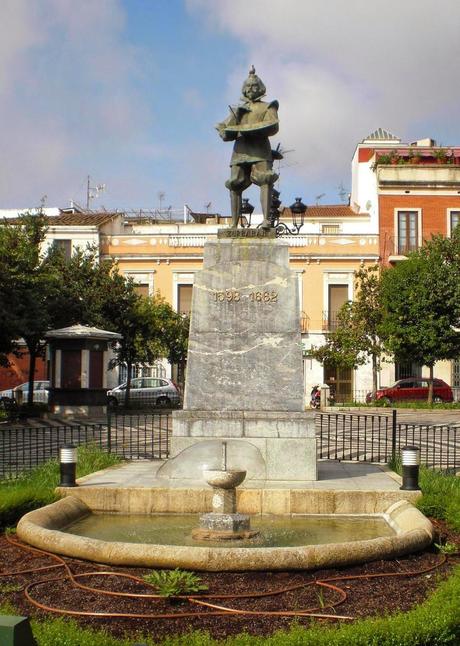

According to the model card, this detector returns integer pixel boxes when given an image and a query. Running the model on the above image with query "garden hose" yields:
[1,534,451,623]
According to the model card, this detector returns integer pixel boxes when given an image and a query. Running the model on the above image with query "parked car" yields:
[0,380,50,404]
[107,377,180,408]
[366,378,453,404]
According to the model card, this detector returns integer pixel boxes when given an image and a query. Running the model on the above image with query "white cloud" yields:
[0,0,152,208]
[188,0,460,197]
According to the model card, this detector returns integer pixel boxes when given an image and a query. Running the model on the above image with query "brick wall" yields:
[0,349,47,391]
[379,194,460,263]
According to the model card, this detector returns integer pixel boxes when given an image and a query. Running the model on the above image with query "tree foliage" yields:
[379,230,460,402]
[0,216,190,405]
[109,294,188,405]
[0,212,59,403]
[310,265,384,392]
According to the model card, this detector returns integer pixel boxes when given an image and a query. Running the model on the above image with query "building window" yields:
[324,362,352,401]
[452,358,460,389]
[125,272,153,296]
[53,239,72,260]
[395,361,422,381]
[134,284,150,297]
[118,362,166,384]
[397,211,418,254]
[323,284,348,331]
[177,284,193,316]
[450,211,460,235]
[321,224,340,235]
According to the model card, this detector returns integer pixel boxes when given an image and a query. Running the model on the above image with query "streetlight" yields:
[271,194,307,236]
[240,198,255,228]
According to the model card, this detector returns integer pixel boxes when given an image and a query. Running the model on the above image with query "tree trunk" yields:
[124,361,132,407]
[428,364,434,404]
[372,354,378,394]
[27,344,37,406]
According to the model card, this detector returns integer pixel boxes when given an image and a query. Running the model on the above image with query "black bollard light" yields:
[59,444,78,487]
[400,446,421,491]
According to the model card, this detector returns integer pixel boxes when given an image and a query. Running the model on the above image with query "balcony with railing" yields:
[300,311,309,333]
[322,310,342,332]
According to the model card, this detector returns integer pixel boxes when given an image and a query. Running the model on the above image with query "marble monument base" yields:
[171,410,317,482]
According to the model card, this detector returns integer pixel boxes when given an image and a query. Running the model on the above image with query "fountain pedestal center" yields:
[192,465,259,541]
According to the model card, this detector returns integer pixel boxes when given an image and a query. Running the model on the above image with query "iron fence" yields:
[328,387,460,404]
[106,410,170,460]
[0,423,104,480]
[316,411,460,470]
[0,412,172,479]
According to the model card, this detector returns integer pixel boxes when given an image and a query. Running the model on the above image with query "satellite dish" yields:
[366,200,372,210]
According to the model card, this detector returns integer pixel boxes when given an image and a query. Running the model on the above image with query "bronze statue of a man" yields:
[217,66,279,229]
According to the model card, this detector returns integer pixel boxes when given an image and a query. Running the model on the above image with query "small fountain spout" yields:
[221,441,227,471]
[192,442,259,541]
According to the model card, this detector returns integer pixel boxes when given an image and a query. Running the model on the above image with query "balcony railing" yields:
[300,311,309,333]
[322,311,342,332]
[397,241,418,255]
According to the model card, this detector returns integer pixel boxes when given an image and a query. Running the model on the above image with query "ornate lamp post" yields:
[240,198,255,228]
[269,193,307,236]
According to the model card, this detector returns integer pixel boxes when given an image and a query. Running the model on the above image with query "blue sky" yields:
[1,0,460,215]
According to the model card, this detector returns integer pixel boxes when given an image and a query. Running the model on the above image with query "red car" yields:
[366,377,453,404]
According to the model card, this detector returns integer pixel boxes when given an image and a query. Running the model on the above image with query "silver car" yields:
[107,377,180,408]
[0,380,49,404]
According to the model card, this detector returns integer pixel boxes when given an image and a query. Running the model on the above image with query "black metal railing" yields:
[316,411,460,470]
[106,410,171,460]
[0,424,104,480]
[397,422,459,470]
[0,412,172,479]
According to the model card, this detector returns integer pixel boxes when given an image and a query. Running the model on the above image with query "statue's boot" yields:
[230,191,242,228]
[260,184,272,229]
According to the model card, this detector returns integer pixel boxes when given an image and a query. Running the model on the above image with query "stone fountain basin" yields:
[203,469,246,489]
[16,496,434,572]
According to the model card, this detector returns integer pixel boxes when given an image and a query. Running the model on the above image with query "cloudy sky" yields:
[1,0,459,214]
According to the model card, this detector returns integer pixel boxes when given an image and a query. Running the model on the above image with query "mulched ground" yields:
[0,519,458,642]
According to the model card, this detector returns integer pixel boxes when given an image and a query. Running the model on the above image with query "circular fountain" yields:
[16,437,434,572]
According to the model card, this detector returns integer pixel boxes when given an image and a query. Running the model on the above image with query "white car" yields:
[107,377,180,408]
[0,381,50,403]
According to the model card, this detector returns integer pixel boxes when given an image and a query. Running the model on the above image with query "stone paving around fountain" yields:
[54,459,422,518]
[73,459,406,491]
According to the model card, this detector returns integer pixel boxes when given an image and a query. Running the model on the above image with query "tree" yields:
[0,212,60,405]
[110,293,188,406]
[165,313,190,390]
[310,265,385,393]
[45,245,138,331]
[379,230,460,403]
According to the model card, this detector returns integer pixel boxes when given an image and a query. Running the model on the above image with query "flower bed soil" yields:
[0,519,458,642]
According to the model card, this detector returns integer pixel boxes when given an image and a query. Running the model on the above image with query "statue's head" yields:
[241,65,266,101]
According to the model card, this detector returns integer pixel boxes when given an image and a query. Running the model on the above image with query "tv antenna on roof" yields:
[315,193,326,205]
[86,176,106,210]
[157,191,165,212]
[204,202,212,213]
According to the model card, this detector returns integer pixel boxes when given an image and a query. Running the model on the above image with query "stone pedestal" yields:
[184,238,304,411]
[171,410,317,481]
[171,237,317,484]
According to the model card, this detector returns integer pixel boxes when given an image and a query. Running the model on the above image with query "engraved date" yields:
[212,290,278,303]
